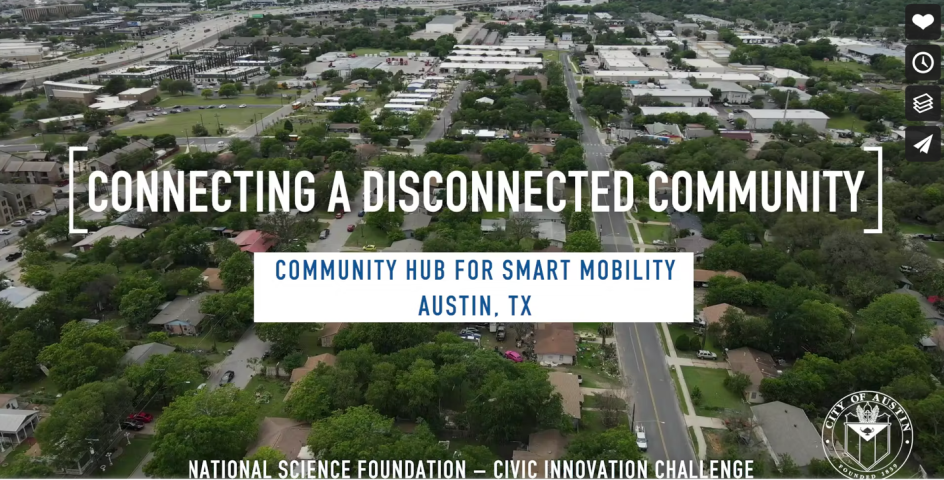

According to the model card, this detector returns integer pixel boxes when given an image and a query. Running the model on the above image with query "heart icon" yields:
[913,13,935,30]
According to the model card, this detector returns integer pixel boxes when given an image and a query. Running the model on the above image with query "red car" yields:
[128,412,153,423]
[347,224,355,232]
[335,211,343,219]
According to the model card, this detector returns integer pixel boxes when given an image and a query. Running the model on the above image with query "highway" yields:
[561,53,695,465]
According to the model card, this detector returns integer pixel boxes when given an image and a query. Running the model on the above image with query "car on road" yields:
[217,141,226,147]
[347,224,355,232]
[137,120,146,124]
[652,239,667,245]
[218,104,227,109]
[696,350,718,360]
[128,412,154,423]
[0,229,10,235]
[335,211,343,219]
[220,370,235,386]
[239,104,247,108]
[31,210,47,216]
[635,426,648,451]
[11,220,25,227]
[198,105,206,109]
[319,229,330,240]
[5,252,21,262]
[362,245,377,251]
[120,421,144,431]
[357,210,365,217]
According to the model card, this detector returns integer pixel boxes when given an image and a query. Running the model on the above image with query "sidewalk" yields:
[661,323,709,460]
[666,356,730,370]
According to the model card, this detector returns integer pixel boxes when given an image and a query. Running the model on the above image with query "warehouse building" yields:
[438,61,541,72]
[455,45,529,53]
[595,45,671,57]
[593,70,671,83]
[599,51,648,71]
[445,55,542,64]
[627,88,713,107]
[669,71,761,86]
[502,35,546,49]
[425,15,464,34]
[117,87,158,105]
[744,109,829,132]
[736,35,778,45]
[100,64,180,81]
[762,68,810,87]
[135,3,191,12]
[195,66,260,82]
[43,81,103,104]
[704,81,751,104]
[449,49,518,57]
[0,42,43,62]
[681,58,725,73]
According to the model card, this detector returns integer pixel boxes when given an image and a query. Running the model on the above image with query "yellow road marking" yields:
[634,323,671,457]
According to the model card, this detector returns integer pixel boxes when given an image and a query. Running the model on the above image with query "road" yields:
[561,53,695,465]
[421,80,468,144]
[206,326,270,390]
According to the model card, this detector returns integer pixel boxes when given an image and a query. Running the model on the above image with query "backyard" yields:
[633,202,670,223]
[666,322,723,358]
[346,224,393,248]
[94,436,154,478]
[680,366,747,418]
[637,223,671,244]
[826,113,866,133]
[811,59,873,74]
[116,108,278,137]
[298,326,334,357]
[245,376,290,420]
[899,222,944,260]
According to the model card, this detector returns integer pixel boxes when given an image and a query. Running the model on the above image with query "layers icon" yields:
[914,92,935,114]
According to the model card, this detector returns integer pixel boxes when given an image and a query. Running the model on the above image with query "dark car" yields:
[5,252,22,262]
[357,210,365,217]
[220,370,235,386]
[319,229,330,240]
[120,421,144,431]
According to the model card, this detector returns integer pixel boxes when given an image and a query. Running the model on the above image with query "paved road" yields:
[206,326,270,391]
[421,80,468,143]
[561,53,694,465]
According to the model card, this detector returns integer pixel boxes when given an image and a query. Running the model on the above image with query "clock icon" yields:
[913,51,936,74]
[907,44,941,81]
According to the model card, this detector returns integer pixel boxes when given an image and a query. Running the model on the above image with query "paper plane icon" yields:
[914,134,935,154]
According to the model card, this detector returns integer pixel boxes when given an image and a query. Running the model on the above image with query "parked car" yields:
[347,224,355,232]
[0,229,11,235]
[121,421,144,431]
[496,325,506,341]
[362,245,377,252]
[636,425,648,451]
[128,412,153,423]
[217,141,226,147]
[357,210,365,217]
[11,220,25,227]
[5,252,22,262]
[696,350,718,360]
[239,104,247,108]
[504,350,523,363]
[319,229,330,240]
[218,104,227,109]
[335,211,343,219]
[220,370,235,386]
[31,210,47,216]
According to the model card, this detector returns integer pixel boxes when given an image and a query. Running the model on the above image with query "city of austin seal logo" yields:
[822,391,913,479]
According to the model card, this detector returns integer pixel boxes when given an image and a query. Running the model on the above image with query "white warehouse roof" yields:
[639,107,718,117]
[439,62,540,71]
[631,88,712,97]
[743,109,828,120]
[445,56,542,63]
[669,72,760,82]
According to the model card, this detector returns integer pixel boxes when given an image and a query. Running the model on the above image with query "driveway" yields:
[206,326,270,391]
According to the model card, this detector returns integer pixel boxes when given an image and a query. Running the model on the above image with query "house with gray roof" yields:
[894,288,944,325]
[536,221,566,247]
[675,235,715,258]
[386,239,424,252]
[121,342,176,365]
[0,286,46,309]
[148,292,210,336]
[0,408,39,452]
[510,205,562,224]
[88,139,154,176]
[752,401,826,467]
[400,212,431,238]
[481,218,506,232]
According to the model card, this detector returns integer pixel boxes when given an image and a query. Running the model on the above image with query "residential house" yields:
[475,96,494,105]
[247,417,312,460]
[536,221,566,248]
[120,342,176,365]
[727,347,779,403]
[699,303,742,326]
[289,353,337,383]
[511,430,568,478]
[148,292,210,336]
[328,123,359,133]
[675,235,716,259]
[506,73,548,90]
[684,124,715,139]
[319,323,348,348]
[548,372,583,427]
[510,204,562,224]
[386,239,423,252]
[529,144,555,166]
[202,267,223,291]
[0,408,39,452]
[534,323,577,365]
[643,161,665,171]
[651,173,673,197]
[645,123,683,138]
[481,218,506,233]
[72,225,146,251]
[693,269,746,288]
[752,401,827,467]
[232,229,277,254]
[0,394,20,410]
[401,212,432,238]
[0,286,46,309]
[87,139,154,176]
[894,288,944,325]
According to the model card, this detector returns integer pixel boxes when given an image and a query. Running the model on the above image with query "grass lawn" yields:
[681,366,747,418]
[826,113,866,133]
[298,327,334,357]
[637,223,671,244]
[925,240,944,260]
[899,222,934,235]
[666,323,721,357]
[94,437,154,478]
[560,365,616,389]
[669,367,689,415]
[580,408,629,432]
[159,94,293,106]
[0,442,31,477]
[166,335,235,355]
[542,50,561,62]
[345,224,393,248]
[245,376,291,419]
[633,202,670,223]
[117,107,277,137]
[574,322,601,333]
[583,394,627,410]
[811,59,872,74]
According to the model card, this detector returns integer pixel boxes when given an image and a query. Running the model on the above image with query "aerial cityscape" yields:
[0,0,939,477]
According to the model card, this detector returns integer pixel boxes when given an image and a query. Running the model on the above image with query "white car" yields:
[218,104,227,109]
[635,426,647,452]
[652,239,667,245]
[239,104,247,108]
[217,141,226,146]
[31,210,47,216]
[11,220,26,227]
[697,350,718,360]
[0,229,10,235]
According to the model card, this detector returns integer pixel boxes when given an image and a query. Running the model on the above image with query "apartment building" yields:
[0,152,65,185]
[0,184,53,222]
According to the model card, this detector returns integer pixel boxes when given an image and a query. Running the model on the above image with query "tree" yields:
[565,230,601,252]
[83,109,108,129]
[283,119,293,132]
[192,124,209,136]
[202,88,214,99]
[305,405,397,460]
[220,251,253,291]
[167,79,194,95]
[152,133,177,149]
[0,330,42,384]
[120,285,165,330]
[397,137,410,148]
[219,83,238,98]
[145,387,258,478]
[285,364,361,422]
[36,381,135,471]
[245,447,285,474]
[372,131,391,146]
[122,352,203,404]
[199,287,254,339]
[563,426,648,462]
[213,238,241,264]
[37,321,125,391]
[568,209,594,233]
[858,293,931,340]
[255,323,311,359]
[467,363,564,442]
[733,118,747,129]
[781,77,797,87]
[68,132,90,146]
[366,205,404,233]
[597,323,613,345]
[102,77,127,95]
[723,372,752,396]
